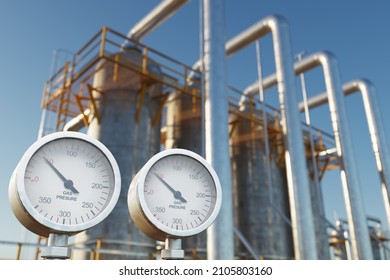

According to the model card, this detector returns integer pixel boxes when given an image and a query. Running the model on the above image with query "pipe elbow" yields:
[353,78,374,91]
[343,79,376,98]
[262,14,288,27]
[313,51,337,66]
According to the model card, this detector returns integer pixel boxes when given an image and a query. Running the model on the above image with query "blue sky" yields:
[1,0,390,259]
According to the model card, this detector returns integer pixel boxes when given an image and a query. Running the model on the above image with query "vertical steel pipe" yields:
[243,51,374,259]
[126,0,190,41]
[298,79,390,231]
[203,0,234,260]
[225,15,317,259]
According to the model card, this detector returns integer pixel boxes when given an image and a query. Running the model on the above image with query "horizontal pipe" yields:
[243,51,373,259]
[127,0,189,41]
[300,79,390,231]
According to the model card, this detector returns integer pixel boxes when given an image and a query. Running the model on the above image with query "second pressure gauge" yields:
[9,131,121,237]
[128,148,222,241]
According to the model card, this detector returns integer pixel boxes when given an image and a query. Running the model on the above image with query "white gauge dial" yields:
[128,149,222,241]
[9,132,121,237]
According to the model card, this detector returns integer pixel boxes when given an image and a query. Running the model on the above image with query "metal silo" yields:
[165,75,203,154]
[75,45,162,259]
[164,75,206,258]
[229,103,330,259]
[303,132,330,259]
[229,103,294,259]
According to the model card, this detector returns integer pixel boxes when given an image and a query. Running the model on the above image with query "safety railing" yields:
[40,26,201,132]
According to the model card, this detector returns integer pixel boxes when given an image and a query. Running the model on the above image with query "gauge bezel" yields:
[128,148,222,241]
[9,131,121,237]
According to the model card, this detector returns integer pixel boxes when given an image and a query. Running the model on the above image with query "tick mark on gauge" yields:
[90,210,95,216]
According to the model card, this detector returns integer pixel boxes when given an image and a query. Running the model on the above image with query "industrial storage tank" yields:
[75,44,163,259]
[229,102,330,259]
[229,103,294,259]
[165,74,203,154]
[303,132,330,260]
[164,74,206,258]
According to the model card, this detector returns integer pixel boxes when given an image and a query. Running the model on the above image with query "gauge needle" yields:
[44,157,79,194]
[154,173,187,203]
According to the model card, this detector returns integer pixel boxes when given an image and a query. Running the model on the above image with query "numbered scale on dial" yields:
[9,131,121,237]
[128,148,222,241]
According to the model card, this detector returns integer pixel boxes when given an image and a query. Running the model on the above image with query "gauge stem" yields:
[161,237,184,260]
[41,233,71,260]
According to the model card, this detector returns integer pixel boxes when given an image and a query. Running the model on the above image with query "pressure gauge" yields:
[128,148,222,241]
[9,131,121,237]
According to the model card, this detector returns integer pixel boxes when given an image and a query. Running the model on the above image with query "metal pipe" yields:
[296,51,329,259]
[203,0,234,260]
[63,109,90,131]
[298,79,390,231]
[243,51,373,259]
[224,15,317,259]
[126,0,190,41]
